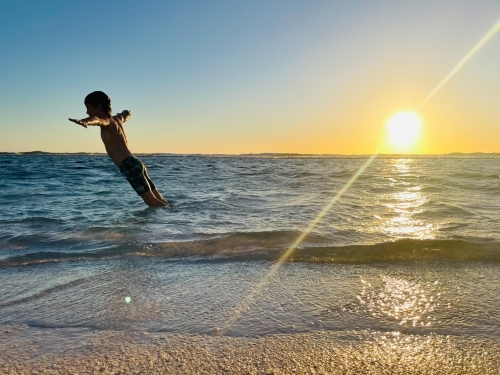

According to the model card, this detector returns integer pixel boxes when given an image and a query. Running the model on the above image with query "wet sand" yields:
[1,325,498,374]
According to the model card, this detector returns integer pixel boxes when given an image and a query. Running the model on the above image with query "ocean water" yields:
[2,153,500,341]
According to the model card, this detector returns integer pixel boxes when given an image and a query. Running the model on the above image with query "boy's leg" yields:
[152,189,168,204]
[120,158,167,207]
[140,191,167,207]
[144,172,168,204]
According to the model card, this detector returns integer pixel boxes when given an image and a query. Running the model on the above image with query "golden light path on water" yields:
[220,17,500,333]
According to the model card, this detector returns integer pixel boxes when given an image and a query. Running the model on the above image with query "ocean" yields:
[2,153,500,373]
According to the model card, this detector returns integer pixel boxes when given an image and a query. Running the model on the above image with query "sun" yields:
[385,111,423,152]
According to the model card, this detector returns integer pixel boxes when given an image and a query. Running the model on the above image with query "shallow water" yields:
[1,154,500,341]
[1,259,499,338]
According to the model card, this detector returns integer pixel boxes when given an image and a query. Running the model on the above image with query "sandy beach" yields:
[1,325,498,374]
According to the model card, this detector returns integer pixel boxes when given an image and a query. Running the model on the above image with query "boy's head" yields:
[84,91,112,117]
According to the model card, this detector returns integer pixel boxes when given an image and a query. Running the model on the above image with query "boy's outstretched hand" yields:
[68,118,88,128]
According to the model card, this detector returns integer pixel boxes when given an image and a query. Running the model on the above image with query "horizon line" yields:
[2,151,500,157]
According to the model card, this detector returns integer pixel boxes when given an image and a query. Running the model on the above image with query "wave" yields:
[2,231,500,267]
[141,237,500,263]
[2,217,66,225]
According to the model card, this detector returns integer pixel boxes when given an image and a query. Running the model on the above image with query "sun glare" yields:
[385,111,422,152]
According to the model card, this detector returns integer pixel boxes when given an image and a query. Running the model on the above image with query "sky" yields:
[1,0,500,154]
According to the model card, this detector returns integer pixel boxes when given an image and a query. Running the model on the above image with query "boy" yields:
[69,91,168,207]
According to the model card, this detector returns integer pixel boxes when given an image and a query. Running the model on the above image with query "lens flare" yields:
[417,18,500,110]
[220,149,383,333]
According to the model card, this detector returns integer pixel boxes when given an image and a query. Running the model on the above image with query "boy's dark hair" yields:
[84,91,112,115]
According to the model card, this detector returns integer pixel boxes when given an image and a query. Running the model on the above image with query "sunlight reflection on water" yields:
[375,159,440,239]
[358,275,440,328]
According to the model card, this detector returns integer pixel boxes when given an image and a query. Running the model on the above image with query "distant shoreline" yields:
[1,151,500,158]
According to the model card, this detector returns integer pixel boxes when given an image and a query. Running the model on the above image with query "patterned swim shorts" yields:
[119,156,156,196]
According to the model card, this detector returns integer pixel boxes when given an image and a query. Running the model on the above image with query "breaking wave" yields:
[2,231,499,267]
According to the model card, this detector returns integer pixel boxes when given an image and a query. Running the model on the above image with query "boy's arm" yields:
[114,110,132,124]
[68,116,109,128]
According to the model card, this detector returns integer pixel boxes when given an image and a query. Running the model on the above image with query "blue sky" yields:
[2,1,500,153]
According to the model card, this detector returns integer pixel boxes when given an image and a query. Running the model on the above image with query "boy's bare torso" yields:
[70,111,133,166]
[99,115,133,166]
